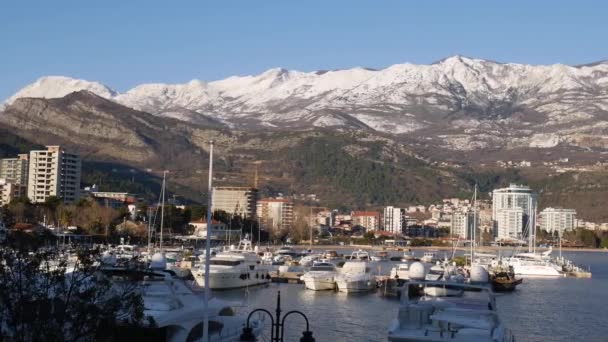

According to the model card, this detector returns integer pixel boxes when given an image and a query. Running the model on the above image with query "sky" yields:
[1,0,607,100]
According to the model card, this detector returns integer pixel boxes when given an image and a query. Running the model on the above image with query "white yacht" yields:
[299,254,321,267]
[115,244,139,261]
[390,263,410,280]
[335,251,376,293]
[388,281,515,342]
[503,256,562,277]
[371,251,390,262]
[193,239,271,290]
[301,261,338,291]
[275,245,299,258]
[260,251,274,264]
[107,264,264,341]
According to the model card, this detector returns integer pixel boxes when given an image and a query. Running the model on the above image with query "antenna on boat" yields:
[202,140,214,342]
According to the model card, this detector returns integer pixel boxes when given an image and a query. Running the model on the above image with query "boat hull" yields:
[304,278,336,291]
[423,286,464,297]
[491,278,523,292]
[336,278,376,293]
[194,271,270,290]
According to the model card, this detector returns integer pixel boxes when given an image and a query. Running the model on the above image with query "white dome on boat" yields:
[409,262,427,280]
[149,252,167,270]
[470,265,489,283]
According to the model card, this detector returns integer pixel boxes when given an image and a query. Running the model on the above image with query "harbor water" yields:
[208,251,608,342]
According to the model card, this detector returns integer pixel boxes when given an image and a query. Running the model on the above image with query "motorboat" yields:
[301,261,338,291]
[107,261,264,341]
[390,263,410,280]
[371,251,390,262]
[193,239,271,290]
[421,251,438,263]
[272,254,292,265]
[115,244,139,261]
[260,251,274,264]
[388,281,515,342]
[423,263,465,297]
[335,251,376,293]
[348,249,371,261]
[299,254,321,267]
[275,245,300,258]
[401,250,416,262]
[323,250,341,260]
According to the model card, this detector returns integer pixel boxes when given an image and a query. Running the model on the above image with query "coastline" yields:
[283,244,608,253]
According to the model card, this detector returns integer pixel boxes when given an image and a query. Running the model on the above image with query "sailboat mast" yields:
[471,184,477,265]
[203,140,214,342]
[160,171,167,252]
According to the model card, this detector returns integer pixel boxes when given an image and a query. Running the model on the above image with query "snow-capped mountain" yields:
[6,56,608,151]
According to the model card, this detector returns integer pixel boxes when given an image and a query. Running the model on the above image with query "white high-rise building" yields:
[451,209,477,240]
[212,186,258,218]
[383,206,403,234]
[492,184,536,241]
[0,154,29,186]
[539,208,576,234]
[27,146,81,203]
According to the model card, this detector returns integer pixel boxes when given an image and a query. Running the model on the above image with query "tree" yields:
[0,246,146,341]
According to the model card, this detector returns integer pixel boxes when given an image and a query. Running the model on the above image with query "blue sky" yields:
[1,0,607,100]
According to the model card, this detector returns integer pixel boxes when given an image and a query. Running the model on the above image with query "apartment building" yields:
[0,178,26,206]
[27,146,81,203]
[492,184,537,240]
[0,154,29,186]
[539,207,576,234]
[383,206,404,234]
[256,198,294,232]
[351,211,380,231]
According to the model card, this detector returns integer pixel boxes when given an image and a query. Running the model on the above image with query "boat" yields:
[299,254,321,267]
[390,263,410,281]
[423,263,465,297]
[387,281,515,342]
[115,244,139,261]
[401,250,416,262]
[107,259,264,341]
[193,239,271,290]
[335,251,376,293]
[421,251,437,263]
[275,245,300,258]
[260,251,274,264]
[323,250,341,260]
[491,270,523,292]
[371,251,390,262]
[503,256,562,277]
[301,261,338,291]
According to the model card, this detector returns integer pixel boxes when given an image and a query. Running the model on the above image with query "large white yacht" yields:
[335,251,376,293]
[503,256,562,277]
[193,239,271,290]
[388,281,515,342]
[108,260,264,341]
[301,261,338,291]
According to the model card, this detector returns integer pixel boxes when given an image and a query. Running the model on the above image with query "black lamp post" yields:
[240,291,315,342]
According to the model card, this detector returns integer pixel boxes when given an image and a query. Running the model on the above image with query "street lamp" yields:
[240,291,315,342]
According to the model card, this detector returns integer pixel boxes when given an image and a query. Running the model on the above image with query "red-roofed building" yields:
[351,211,380,231]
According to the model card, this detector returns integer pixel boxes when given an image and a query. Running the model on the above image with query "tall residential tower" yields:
[27,146,81,203]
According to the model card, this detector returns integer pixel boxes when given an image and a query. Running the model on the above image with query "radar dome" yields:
[470,265,489,283]
[149,252,167,270]
[409,262,427,280]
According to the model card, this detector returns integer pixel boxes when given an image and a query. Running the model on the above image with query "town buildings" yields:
[212,186,258,218]
[451,209,477,239]
[0,179,26,206]
[539,207,576,234]
[0,154,29,186]
[27,146,81,203]
[256,198,294,232]
[351,211,380,231]
[492,184,537,241]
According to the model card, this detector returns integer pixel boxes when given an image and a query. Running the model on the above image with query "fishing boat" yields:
[387,281,515,342]
[491,271,523,292]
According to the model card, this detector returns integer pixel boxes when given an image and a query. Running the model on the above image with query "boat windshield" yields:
[311,265,335,271]
[209,259,242,266]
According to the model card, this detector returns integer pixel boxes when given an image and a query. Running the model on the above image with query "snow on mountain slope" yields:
[6,76,117,104]
[5,56,608,151]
